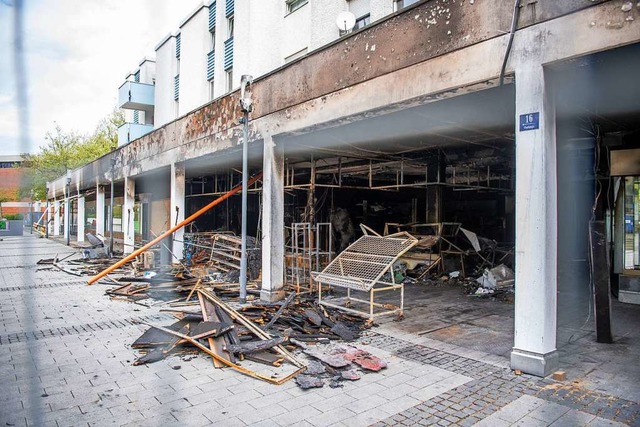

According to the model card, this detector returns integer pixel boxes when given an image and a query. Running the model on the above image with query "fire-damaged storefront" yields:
[45,0,640,383]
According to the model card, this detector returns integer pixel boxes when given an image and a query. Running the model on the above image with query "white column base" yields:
[260,289,286,303]
[511,348,558,377]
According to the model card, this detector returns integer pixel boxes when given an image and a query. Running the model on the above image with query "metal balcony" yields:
[117,123,154,147]
[118,81,155,112]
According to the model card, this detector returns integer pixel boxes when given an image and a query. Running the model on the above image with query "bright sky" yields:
[0,0,201,155]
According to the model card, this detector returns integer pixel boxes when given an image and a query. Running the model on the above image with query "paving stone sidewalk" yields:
[0,235,638,426]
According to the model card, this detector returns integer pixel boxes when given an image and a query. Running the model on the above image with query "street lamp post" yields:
[239,75,253,304]
[29,189,33,234]
[45,186,49,238]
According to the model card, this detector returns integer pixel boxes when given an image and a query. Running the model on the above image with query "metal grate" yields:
[207,50,215,81]
[223,37,233,70]
[313,233,417,291]
[209,1,216,30]
[174,74,180,100]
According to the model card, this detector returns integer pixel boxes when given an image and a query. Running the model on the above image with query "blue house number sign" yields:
[519,112,539,131]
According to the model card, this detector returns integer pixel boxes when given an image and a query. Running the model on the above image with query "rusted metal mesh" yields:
[313,234,417,291]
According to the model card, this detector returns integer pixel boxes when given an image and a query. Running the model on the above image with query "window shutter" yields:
[349,0,370,19]
[209,2,216,30]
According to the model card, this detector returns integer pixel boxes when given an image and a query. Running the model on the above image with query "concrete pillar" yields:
[63,196,70,242]
[510,62,559,377]
[53,200,60,236]
[170,162,185,258]
[123,177,135,254]
[77,196,85,242]
[260,135,285,302]
[96,185,105,237]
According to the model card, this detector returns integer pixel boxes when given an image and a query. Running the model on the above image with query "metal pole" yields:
[239,75,253,304]
[109,157,116,256]
[45,187,49,238]
[240,109,249,303]
[29,192,33,234]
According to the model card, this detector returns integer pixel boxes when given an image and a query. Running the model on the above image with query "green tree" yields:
[20,109,125,200]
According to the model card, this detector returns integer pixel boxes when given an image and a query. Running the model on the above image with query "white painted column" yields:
[96,185,105,237]
[123,176,136,254]
[170,162,185,258]
[77,196,85,242]
[53,200,60,236]
[511,62,559,377]
[63,195,70,242]
[260,134,285,302]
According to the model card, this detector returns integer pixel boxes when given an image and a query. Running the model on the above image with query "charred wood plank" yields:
[263,291,296,330]
[225,337,286,355]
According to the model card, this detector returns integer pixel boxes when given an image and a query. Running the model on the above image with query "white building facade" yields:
[119,0,418,133]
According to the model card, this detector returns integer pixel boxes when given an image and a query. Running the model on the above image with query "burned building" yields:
[45,0,640,378]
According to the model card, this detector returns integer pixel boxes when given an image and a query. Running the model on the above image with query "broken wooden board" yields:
[189,321,233,340]
[132,319,196,348]
[262,291,296,330]
[226,337,286,355]
[245,351,285,367]
[304,308,323,327]
[198,292,232,368]
[330,322,359,341]
[197,289,305,369]
[134,325,189,365]
[140,322,305,385]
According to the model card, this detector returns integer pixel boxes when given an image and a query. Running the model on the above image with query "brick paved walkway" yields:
[1,235,638,426]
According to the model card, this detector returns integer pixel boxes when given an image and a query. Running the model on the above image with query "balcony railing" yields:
[118,81,155,112]
[224,37,233,70]
[117,123,154,147]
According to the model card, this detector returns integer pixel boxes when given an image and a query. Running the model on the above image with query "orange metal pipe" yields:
[87,172,263,285]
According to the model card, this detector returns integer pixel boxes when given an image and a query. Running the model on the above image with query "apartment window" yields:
[209,80,215,100]
[394,0,420,11]
[207,50,215,81]
[227,16,234,38]
[354,14,370,30]
[210,31,216,51]
[175,33,181,58]
[133,70,140,83]
[226,69,233,92]
[286,0,308,13]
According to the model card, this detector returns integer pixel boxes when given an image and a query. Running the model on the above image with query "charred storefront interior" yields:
[177,136,517,305]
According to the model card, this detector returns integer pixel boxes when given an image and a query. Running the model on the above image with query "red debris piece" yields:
[333,346,387,372]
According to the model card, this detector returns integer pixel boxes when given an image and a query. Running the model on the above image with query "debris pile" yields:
[127,282,385,387]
